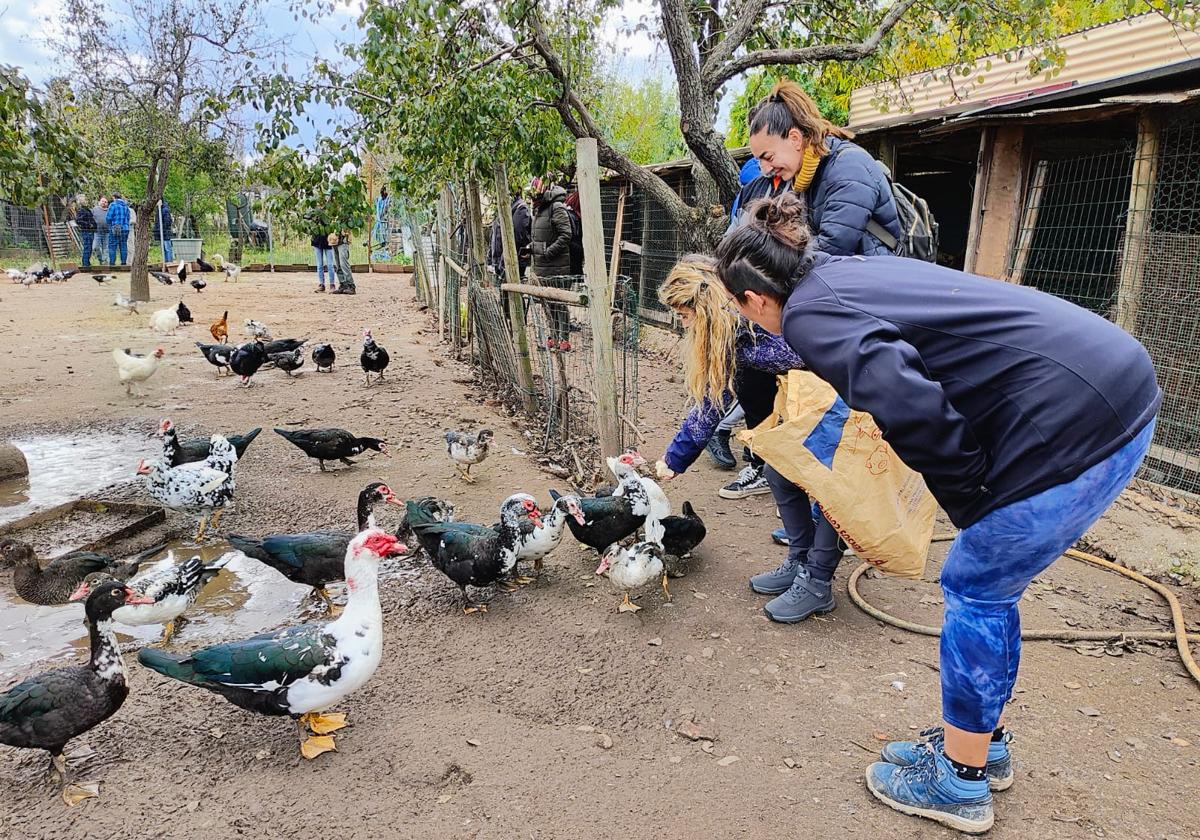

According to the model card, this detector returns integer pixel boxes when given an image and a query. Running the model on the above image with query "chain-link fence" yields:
[1010,108,1200,494]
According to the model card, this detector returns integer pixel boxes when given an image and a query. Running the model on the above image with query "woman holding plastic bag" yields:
[716,193,1160,834]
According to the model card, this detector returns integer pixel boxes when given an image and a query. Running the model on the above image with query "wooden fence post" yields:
[437,185,454,341]
[576,138,621,459]
[1115,109,1162,334]
[494,162,537,413]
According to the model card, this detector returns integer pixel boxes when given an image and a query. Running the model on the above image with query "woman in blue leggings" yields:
[715,194,1161,835]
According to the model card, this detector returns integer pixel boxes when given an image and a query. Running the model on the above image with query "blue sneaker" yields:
[881,726,1014,791]
[866,743,994,834]
[771,527,789,546]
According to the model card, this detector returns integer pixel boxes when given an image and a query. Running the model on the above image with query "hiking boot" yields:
[763,568,835,622]
[334,286,356,295]
[771,527,789,546]
[881,727,1014,792]
[866,743,994,834]
[705,430,736,470]
[749,556,802,595]
[718,464,770,499]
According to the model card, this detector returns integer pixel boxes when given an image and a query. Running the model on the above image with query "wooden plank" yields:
[608,187,627,287]
[968,125,1027,279]
[494,162,537,413]
[1114,110,1162,334]
[621,240,643,255]
[577,137,621,458]
[1008,159,1048,285]
[444,255,468,277]
[500,283,588,305]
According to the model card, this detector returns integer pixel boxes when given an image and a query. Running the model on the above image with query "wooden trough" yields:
[0,499,165,558]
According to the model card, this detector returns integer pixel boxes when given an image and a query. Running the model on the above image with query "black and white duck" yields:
[0,581,153,802]
[159,417,262,467]
[360,329,390,385]
[0,539,140,606]
[70,551,233,645]
[412,494,543,614]
[228,482,402,614]
[274,427,390,472]
[596,540,669,613]
[312,343,336,372]
[509,494,585,583]
[139,530,405,759]
[551,451,652,555]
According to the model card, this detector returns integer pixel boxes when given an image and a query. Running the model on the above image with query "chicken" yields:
[312,343,336,372]
[196,256,215,274]
[113,347,164,397]
[269,348,304,377]
[149,306,180,335]
[360,329,390,385]
[230,340,268,387]
[245,319,271,340]
[175,260,189,285]
[274,427,389,471]
[176,300,193,324]
[596,541,668,612]
[210,310,228,343]
[195,342,234,376]
[137,434,237,541]
[112,293,140,315]
[444,429,493,483]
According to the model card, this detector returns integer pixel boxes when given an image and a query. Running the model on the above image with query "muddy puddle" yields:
[0,432,155,527]
[0,539,430,681]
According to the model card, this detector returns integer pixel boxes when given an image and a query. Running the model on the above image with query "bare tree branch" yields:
[703,0,921,90]
[698,0,768,79]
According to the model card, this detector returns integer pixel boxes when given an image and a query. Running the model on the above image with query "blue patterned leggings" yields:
[940,419,1155,733]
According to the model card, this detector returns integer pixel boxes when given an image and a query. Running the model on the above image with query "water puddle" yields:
[0,432,155,527]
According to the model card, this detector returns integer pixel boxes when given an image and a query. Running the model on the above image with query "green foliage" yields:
[592,72,687,165]
[726,69,848,148]
[0,67,86,205]
[259,144,369,236]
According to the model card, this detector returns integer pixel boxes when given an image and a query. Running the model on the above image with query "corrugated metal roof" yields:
[849,12,1200,130]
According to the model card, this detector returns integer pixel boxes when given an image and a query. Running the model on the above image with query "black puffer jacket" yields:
[529,185,573,279]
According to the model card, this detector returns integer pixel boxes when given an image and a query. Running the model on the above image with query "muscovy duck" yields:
[159,418,261,466]
[137,434,237,541]
[444,429,493,483]
[228,482,401,614]
[508,494,585,583]
[360,328,390,385]
[607,449,671,544]
[230,339,268,387]
[312,343,336,372]
[660,501,706,577]
[1,581,153,802]
[269,348,304,377]
[412,494,542,614]
[70,551,233,645]
[0,539,140,606]
[551,452,651,555]
[596,541,669,612]
[274,427,390,471]
[196,341,234,376]
[176,300,193,323]
[397,496,457,549]
[152,270,173,285]
[262,337,307,355]
[139,531,405,759]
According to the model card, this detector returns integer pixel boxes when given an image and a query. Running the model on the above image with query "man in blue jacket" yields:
[106,193,131,265]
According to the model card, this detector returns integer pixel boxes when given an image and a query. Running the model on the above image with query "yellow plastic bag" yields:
[741,371,935,579]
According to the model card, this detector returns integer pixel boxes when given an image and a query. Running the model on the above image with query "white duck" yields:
[609,449,671,544]
[137,434,237,541]
[138,530,406,759]
[596,540,669,612]
[511,494,585,583]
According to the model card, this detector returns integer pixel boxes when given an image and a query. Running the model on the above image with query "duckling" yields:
[444,428,493,483]
[596,541,668,613]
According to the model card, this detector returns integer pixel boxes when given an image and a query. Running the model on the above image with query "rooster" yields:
[137,434,237,542]
[210,310,228,343]
[113,347,164,397]
[149,306,180,335]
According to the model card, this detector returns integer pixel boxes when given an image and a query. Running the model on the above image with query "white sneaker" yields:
[719,465,771,499]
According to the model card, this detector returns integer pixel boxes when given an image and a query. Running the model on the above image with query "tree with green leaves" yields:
[60,0,269,300]
[0,66,85,206]
[593,72,687,165]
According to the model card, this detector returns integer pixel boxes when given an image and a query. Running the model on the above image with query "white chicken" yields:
[244,319,271,340]
[137,435,237,541]
[113,293,140,314]
[149,306,180,335]
[113,347,164,397]
[596,541,669,613]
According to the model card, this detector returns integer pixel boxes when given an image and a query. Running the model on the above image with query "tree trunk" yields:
[129,209,153,301]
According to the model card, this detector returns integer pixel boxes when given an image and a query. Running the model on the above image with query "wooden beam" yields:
[436,185,452,340]
[608,187,627,288]
[494,162,537,413]
[620,241,643,255]
[963,127,994,274]
[1115,109,1162,334]
[500,283,588,305]
[1008,159,1048,285]
[465,177,488,361]
[577,137,621,458]
[966,125,1027,279]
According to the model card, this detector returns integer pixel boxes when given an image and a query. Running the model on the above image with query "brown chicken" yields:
[210,310,228,343]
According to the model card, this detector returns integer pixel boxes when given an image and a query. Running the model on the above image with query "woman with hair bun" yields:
[716,192,1160,834]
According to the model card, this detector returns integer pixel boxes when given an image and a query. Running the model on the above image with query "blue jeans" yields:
[81,232,94,267]
[108,231,128,265]
[940,419,1155,733]
[162,238,174,263]
[92,233,107,265]
[314,247,334,287]
[764,464,843,581]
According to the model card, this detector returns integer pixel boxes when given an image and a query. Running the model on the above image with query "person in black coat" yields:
[74,194,97,267]
[488,194,532,282]
[716,193,1160,834]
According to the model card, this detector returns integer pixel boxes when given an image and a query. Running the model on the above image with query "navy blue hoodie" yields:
[781,253,1161,528]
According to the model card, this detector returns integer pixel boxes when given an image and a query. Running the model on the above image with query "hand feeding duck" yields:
[0,538,140,606]
[137,434,237,542]
[274,427,390,472]
[138,530,405,760]
[596,540,669,613]
[227,482,401,615]
[1,581,153,803]
[69,551,233,645]
[551,451,651,555]
[159,418,262,467]
[412,494,542,614]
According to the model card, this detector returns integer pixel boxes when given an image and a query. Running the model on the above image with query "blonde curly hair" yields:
[658,254,740,407]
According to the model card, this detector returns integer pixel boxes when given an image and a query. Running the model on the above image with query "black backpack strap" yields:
[867,218,899,251]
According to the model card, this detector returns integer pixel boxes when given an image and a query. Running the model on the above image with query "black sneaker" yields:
[705,430,736,470]
[718,464,770,499]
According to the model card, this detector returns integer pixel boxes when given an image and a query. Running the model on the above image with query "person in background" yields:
[153,198,175,264]
[312,229,335,292]
[717,192,1160,834]
[527,177,575,351]
[106,192,130,265]
[372,187,391,251]
[488,191,532,282]
[91,195,110,267]
[331,230,356,295]
[74,194,97,268]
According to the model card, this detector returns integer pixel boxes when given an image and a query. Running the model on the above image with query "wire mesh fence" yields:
[1011,108,1200,495]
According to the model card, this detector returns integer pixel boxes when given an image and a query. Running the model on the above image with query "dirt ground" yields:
[1,271,1198,840]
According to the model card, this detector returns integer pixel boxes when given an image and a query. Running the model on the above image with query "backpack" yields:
[867,171,939,262]
[76,208,96,232]
[557,202,585,276]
